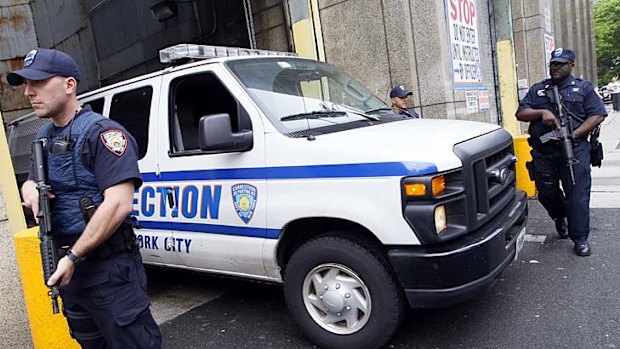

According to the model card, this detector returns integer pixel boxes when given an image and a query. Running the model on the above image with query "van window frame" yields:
[108,85,154,160]
[167,71,253,157]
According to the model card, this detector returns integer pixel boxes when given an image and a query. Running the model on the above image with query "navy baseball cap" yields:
[549,48,575,63]
[390,85,413,98]
[7,48,81,86]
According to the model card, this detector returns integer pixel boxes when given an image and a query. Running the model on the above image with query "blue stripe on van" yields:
[141,161,437,182]
[139,220,281,239]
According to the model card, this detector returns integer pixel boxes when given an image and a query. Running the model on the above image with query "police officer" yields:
[9,48,162,348]
[390,85,420,118]
[516,48,606,257]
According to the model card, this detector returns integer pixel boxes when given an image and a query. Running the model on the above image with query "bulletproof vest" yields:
[37,108,104,239]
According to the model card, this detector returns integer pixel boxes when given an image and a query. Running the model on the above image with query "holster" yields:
[525,161,535,182]
[590,141,604,167]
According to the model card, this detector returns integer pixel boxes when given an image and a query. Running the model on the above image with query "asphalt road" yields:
[149,200,620,349]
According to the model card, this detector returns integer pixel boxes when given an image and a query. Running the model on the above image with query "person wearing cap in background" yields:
[516,48,606,257]
[8,48,161,348]
[390,85,420,118]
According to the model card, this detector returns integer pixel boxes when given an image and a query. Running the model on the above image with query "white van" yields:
[7,44,528,349]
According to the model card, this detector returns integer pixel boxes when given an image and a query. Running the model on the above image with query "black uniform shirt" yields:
[82,118,143,192]
[517,76,607,141]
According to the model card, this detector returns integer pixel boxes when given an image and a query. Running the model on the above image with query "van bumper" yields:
[387,190,528,309]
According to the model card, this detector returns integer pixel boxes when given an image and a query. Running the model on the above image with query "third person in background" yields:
[390,85,419,118]
[607,76,620,112]
[515,48,607,257]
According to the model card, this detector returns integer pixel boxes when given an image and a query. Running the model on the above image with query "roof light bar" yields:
[159,43,296,64]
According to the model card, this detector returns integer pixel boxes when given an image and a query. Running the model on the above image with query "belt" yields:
[529,136,584,151]
[58,225,137,260]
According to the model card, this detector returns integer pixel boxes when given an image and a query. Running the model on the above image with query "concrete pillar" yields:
[0,111,33,348]
[493,0,522,136]
[316,0,500,122]
[381,0,420,109]
[513,0,547,90]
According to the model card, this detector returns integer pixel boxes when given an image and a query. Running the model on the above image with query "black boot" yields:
[554,217,568,239]
[574,241,591,256]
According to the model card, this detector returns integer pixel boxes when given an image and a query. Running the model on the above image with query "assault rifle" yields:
[549,85,577,185]
[33,139,60,314]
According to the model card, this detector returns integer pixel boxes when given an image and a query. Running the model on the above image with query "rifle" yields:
[33,139,60,314]
[550,85,577,185]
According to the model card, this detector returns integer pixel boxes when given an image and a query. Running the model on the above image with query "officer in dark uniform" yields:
[9,48,161,348]
[516,48,607,257]
[390,85,420,118]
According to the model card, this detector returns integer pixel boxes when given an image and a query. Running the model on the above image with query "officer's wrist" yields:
[66,249,83,265]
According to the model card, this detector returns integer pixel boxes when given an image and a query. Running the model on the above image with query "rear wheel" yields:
[283,234,404,349]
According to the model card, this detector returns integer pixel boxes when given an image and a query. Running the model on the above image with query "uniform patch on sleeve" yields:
[100,129,128,156]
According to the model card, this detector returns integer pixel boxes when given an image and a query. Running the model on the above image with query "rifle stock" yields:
[33,139,60,314]
[550,85,577,185]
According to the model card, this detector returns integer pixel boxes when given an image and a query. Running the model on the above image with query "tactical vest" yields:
[37,107,104,240]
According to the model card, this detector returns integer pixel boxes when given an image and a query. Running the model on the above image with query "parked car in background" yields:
[599,86,612,104]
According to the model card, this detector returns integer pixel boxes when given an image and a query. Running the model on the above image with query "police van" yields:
[7,44,528,349]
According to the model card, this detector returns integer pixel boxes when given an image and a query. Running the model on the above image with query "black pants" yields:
[531,141,592,242]
[612,93,620,111]
[60,248,161,349]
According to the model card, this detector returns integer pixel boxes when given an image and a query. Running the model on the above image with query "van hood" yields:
[266,118,502,173]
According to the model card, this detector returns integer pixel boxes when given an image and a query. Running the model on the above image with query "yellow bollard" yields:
[513,134,537,197]
[13,228,80,349]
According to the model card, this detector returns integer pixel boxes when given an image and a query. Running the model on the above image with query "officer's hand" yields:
[540,110,559,128]
[47,256,75,288]
[21,180,55,224]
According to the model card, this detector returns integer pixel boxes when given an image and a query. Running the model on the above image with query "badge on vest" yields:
[100,129,128,156]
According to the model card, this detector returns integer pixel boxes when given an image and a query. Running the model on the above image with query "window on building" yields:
[169,72,251,154]
[109,86,152,159]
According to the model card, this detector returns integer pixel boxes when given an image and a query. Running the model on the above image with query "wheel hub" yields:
[302,263,371,335]
[321,290,344,313]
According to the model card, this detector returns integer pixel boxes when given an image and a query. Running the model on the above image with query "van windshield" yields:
[226,58,396,135]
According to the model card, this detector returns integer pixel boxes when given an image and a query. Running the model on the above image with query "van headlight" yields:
[434,205,447,234]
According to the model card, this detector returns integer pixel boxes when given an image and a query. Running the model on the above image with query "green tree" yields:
[594,0,620,84]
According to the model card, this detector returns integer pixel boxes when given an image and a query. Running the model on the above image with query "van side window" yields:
[109,86,152,159]
[86,98,104,114]
[169,72,251,154]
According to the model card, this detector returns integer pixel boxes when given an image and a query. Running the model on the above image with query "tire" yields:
[283,234,404,349]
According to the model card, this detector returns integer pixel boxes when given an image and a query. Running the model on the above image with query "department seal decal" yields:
[232,183,257,224]
[100,129,128,156]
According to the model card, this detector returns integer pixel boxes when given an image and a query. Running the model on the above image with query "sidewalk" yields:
[590,107,620,208]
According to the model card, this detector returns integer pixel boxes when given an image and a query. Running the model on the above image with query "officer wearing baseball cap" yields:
[516,47,606,257]
[548,48,576,64]
[389,85,419,118]
[10,48,162,348]
[7,48,81,86]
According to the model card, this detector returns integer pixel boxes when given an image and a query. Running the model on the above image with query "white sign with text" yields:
[446,0,483,88]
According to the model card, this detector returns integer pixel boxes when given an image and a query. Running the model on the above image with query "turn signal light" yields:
[432,175,446,196]
[404,183,426,197]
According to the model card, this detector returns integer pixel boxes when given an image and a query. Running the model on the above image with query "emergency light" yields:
[159,43,296,64]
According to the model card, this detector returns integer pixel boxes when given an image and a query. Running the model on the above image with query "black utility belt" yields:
[529,137,583,150]
[58,225,137,261]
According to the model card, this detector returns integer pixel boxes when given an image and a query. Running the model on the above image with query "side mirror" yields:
[198,113,253,152]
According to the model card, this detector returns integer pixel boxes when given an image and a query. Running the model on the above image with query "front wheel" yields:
[283,235,404,349]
